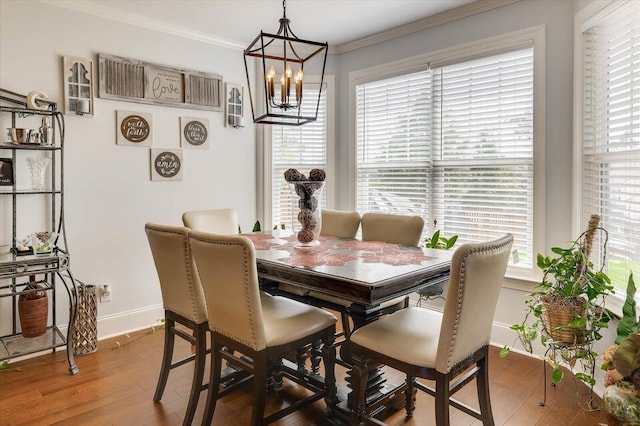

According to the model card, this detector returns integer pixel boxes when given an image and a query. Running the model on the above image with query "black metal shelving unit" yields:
[0,104,79,375]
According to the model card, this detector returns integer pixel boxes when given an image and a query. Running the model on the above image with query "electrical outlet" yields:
[100,284,112,303]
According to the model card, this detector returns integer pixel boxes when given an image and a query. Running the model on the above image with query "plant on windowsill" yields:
[417,220,458,304]
[500,214,614,409]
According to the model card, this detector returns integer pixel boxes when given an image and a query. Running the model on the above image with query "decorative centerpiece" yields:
[284,168,326,248]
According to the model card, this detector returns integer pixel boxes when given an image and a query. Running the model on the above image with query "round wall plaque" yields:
[120,115,150,143]
[183,120,208,146]
[154,151,181,178]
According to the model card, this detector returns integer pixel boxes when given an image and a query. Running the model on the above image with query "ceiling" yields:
[43,0,487,52]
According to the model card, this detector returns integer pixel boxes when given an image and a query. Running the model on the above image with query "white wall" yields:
[0,1,257,338]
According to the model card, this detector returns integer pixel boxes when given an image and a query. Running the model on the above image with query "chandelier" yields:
[244,0,328,126]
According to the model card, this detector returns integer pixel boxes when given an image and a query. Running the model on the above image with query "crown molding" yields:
[38,0,246,50]
[331,0,521,55]
[39,0,519,54]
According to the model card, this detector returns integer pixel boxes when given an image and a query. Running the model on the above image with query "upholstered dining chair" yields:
[321,209,362,239]
[145,223,209,426]
[182,208,239,234]
[349,234,513,426]
[361,212,424,247]
[189,231,337,426]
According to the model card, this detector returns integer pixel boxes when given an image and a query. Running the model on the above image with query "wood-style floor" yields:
[0,324,618,425]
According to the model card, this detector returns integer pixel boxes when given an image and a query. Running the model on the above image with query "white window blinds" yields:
[581,1,640,288]
[356,48,534,269]
[272,85,327,230]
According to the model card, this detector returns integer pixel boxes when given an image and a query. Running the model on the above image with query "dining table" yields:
[242,231,453,423]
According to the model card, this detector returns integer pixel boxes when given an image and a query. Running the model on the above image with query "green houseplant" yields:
[501,214,614,405]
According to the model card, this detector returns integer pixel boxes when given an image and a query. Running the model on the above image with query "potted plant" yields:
[418,220,458,303]
[501,214,614,405]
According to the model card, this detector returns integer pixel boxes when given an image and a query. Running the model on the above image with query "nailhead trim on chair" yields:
[445,237,513,371]
[145,225,203,324]
[191,237,260,350]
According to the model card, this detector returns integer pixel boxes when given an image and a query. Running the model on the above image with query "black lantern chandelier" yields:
[244,0,328,126]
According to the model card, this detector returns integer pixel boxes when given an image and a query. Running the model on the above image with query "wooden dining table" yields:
[243,232,453,423]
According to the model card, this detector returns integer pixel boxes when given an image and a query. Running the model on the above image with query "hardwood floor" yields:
[0,325,618,425]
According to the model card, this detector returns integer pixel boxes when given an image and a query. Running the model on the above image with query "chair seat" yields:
[350,307,442,368]
[261,295,337,347]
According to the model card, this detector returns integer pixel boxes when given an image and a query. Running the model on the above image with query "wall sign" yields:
[98,53,223,111]
[146,67,184,103]
[0,158,14,186]
[151,149,183,181]
[180,117,210,149]
[117,110,153,146]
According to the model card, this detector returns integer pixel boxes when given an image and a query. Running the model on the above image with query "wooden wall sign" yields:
[151,149,183,181]
[98,53,223,111]
[117,110,153,146]
[180,117,210,149]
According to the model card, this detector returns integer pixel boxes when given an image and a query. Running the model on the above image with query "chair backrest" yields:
[182,208,239,234]
[321,209,361,239]
[189,231,266,351]
[361,212,425,247]
[435,234,513,373]
[145,223,208,324]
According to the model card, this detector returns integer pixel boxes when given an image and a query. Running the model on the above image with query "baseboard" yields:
[58,303,165,341]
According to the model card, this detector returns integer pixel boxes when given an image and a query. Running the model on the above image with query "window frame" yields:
[348,26,546,281]
[573,0,638,313]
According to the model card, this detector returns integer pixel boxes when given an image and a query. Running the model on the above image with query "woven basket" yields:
[541,295,586,346]
[18,291,48,338]
[71,284,98,356]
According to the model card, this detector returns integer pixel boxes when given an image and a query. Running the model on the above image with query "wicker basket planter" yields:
[541,295,586,346]
[71,284,98,356]
[18,288,48,338]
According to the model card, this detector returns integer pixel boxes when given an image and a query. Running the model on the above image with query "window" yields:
[270,83,329,231]
[578,0,640,293]
[353,28,543,278]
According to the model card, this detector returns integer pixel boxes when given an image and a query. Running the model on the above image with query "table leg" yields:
[330,303,407,424]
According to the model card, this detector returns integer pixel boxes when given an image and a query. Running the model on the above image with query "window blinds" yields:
[272,85,327,230]
[356,48,534,268]
[582,2,640,286]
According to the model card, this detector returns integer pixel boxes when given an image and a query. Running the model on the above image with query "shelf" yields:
[0,252,70,280]
[0,326,66,361]
[0,189,61,195]
[0,142,61,151]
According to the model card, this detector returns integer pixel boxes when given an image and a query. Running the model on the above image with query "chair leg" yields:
[476,355,495,426]
[201,339,223,426]
[251,353,268,426]
[435,371,451,426]
[184,323,207,426]
[341,312,352,339]
[311,339,322,374]
[153,317,175,402]
[322,332,337,413]
[405,375,416,418]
